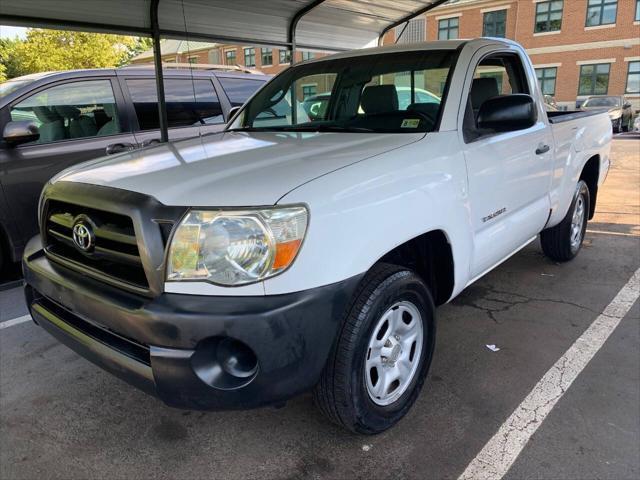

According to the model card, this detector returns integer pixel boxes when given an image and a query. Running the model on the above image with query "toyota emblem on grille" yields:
[72,220,95,252]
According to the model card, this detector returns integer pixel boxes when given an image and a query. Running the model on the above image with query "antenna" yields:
[181,0,200,136]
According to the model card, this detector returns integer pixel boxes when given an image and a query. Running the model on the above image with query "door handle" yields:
[535,144,550,155]
[141,138,161,147]
[106,142,135,155]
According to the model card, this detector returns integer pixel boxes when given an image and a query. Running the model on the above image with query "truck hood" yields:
[55,131,424,206]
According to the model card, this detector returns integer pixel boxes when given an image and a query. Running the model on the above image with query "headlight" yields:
[166,205,308,286]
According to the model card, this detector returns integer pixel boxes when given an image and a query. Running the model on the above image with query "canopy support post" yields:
[151,0,169,143]
[288,0,325,65]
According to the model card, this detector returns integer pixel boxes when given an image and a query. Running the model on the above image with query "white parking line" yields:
[0,314,32,330]
[459,267,640,480]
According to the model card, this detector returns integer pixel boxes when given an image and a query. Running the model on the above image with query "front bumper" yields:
[23,236,362,410]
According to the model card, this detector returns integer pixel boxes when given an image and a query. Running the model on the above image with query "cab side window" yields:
[464,53,531,142]
[10,80,122,145]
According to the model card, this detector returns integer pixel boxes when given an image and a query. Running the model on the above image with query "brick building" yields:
[382,0,640,109]
[130,39,326,76]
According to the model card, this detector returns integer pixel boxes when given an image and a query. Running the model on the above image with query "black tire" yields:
[313,263,436,434]
[540,180,590,262]
[614,118,623,133]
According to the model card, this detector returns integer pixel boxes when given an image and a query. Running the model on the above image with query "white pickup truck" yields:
[23,38,611,434]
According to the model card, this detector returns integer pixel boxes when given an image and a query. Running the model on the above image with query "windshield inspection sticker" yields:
[401,119,421,128]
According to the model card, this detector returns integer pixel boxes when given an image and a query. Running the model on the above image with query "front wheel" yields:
[614,118,623,133]
[540,180,590,262]
[313,263,436,434]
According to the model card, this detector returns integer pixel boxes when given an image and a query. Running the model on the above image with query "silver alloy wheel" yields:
[365,301,423,406]
[570,193,586,251]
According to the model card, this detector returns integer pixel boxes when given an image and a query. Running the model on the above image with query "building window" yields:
[536,67,558,95]
[244,48,256,67]
[438,17,459,40]
[395,17,425,43]
[483,10,507,38]
[578,63,610,95]
[585,0,617,27]
[279,50,291,64]
[301,51,315,61]
[535,1,563,33]
[627,61,640,94]
[302,84,317,99]
[636,0,640,21]
[261,48,273,66]
[225,50,236,66]
[187,56,198,64]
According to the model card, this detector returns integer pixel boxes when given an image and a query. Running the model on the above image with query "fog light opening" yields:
[218,337,258,379]
[191,336,259,390]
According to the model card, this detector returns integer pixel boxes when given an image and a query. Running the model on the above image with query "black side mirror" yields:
[477,94,537,132]
[3,120,40,146]
[227,106,241,121]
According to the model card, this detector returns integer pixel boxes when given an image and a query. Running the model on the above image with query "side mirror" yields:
[477,94,537,132]
[3,120,40,146]
[227,106,241,121]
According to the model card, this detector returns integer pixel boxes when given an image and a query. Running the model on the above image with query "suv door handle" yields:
[141,138,161,147]
[536,144,550,155]
[106,142,135,155]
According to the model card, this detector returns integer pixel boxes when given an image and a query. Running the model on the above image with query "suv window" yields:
[126,78,224,130]
[10,79,121,145]
[218,77,265,106]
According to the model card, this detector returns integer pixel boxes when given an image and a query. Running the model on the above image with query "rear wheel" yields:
[313,263,436,434]
[540,180,590,262]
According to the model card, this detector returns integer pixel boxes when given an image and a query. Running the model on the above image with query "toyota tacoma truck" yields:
[22,38,611,434]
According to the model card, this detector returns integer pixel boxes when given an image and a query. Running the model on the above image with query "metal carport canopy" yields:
[0,0,447,51]
[0,0,448,141]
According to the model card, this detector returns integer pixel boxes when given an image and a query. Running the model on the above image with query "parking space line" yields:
[0,315,32,330]
[458,267,640,480]
[587,229,639,237]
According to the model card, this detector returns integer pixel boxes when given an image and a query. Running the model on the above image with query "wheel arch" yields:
[580,154,600,220]
[375,229,455,306]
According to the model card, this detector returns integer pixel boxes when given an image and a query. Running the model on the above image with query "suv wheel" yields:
[313,263,436,434]
[540,180,590,262]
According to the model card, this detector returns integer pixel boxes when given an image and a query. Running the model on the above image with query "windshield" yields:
[583,96,620,107]
[0,79,36,98]
[230,50,455,133]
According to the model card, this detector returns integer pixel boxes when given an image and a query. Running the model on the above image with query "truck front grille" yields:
[44,200,149,290]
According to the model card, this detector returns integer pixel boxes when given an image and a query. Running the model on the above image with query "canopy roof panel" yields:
[0,0,448,51]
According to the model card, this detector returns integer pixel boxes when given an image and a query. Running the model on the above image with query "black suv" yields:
[0,67,269,272]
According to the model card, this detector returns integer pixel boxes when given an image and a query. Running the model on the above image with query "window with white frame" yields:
[438,17,459,40]
[626,61,640,94]
[585,0,617,27]
[535,1,563,33]
[536,67,557,95]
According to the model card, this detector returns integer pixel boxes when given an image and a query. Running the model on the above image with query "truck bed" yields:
[546,109,605,124]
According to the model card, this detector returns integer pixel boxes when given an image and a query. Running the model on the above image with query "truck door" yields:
[461,51,554,278]
[0,77,136,248]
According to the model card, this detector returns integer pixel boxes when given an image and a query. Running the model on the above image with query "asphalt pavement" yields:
[0,138,638,480]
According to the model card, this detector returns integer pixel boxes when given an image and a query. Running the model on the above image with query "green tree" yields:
[0,37,22,80]
[3,29,142,79]
[119,36,154,66]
